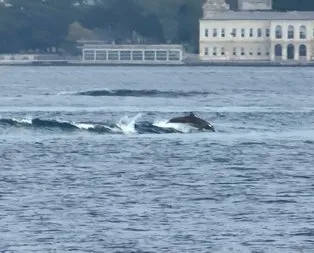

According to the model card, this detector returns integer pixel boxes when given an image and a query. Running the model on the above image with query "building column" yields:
[82,50,85,61]
[93,50,96,62]
[270,44,275,61]
[179,50,183,61]
[295,44,300,61]
[282,44,287,61]
[307,44,311,61]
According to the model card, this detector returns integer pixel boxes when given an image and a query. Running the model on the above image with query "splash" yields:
[116,113,142,134]
[0,115,211,135]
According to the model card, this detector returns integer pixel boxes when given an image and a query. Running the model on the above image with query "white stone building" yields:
[200,0,314,62]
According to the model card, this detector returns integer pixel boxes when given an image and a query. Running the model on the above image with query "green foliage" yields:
[273,0,314,11]
[79,0,164,42]
[0,0,313,54]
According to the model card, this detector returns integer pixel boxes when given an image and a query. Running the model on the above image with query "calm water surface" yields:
[0,66,313,252]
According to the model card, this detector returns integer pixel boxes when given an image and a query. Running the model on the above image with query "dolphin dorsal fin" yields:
[189,112,195,117]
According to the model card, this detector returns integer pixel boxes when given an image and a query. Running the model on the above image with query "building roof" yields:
[202,11,314,20]
[82,44,183,50]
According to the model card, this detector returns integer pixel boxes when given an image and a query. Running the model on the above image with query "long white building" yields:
[80,44,184,65]
[200,0,314,62]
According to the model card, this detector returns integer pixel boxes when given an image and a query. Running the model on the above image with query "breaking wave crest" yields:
[0,115,206,135]
[74,89,212,98]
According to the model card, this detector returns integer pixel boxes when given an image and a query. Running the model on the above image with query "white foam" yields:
[73,123,95,129]
[13,118,32,124]
[116,113,142,134]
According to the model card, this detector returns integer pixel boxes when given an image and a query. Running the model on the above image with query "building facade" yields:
[200,0,314,62]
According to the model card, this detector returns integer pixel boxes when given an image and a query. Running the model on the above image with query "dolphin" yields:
[168,112,215,132]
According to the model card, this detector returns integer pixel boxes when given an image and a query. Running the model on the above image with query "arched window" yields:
[275,25,282,39]
[275,44,282,57]
[288,25,294,39]
[300,26,307,39]
[299,44,307,57]
[287,44,295,60]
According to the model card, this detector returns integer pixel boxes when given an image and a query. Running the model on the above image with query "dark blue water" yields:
[0,66,313,253]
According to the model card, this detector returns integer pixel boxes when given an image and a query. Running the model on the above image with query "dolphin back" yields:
[168,116,192,124]
[168,115,214,131]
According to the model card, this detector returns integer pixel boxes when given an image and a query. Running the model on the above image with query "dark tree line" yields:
[0,0,313,54]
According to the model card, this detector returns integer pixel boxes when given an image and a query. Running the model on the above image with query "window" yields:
[249,51,253,56]
[120,50,131,61]
[221,28,225,37]
[300,25,307,39]
[241,47,245,56]
[299,45,307,56]
[213,28,217,37]
[144,51,155,61]
[168,51,180,61]
[266,28,270,37]
[232,28,237,37]
[288,25,294,39]
[132,51,143,61]
[257,28,262,37]
[221,47,225,56]
[257,48,261,56]
[205,29,209,37]
[250,28,253,37]
[84,50,95,61]
[156,51,167,60]
[275,44,282,57]
[275,25,282,39]
[213,47,217,56]
[241,28,245,37]
[205,47,209,56]
[95,51,107,61]
[233,47,237,56]
[108,50,119,60]
[287,44,295,60]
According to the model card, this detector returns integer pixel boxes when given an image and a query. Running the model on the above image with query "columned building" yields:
[200,0,314,62]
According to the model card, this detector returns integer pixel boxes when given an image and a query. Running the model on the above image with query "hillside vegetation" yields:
[0,0,313,54]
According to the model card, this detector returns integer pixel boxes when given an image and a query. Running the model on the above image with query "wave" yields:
[0,115,209,135]
[74,89,212,98]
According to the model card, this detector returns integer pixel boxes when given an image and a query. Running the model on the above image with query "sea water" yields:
[0,66,313,252]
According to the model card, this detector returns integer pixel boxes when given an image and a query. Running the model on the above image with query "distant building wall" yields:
[200,20,271,61]
[0,54,37,62]
[238,0,272,11]
[200,18,314,62]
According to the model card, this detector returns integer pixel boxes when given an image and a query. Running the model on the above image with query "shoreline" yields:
[1,60,314,67]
